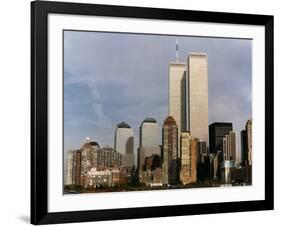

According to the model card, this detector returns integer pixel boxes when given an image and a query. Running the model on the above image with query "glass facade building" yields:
[209,122,233,154]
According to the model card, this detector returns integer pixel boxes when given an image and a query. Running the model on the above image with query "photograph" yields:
[30,1,274,224]
[63,30,253,194]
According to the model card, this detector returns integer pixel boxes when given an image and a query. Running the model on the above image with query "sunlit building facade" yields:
[246,118,252,165]
[65,150,74,185]
[188,53,209,145]
[180,132,198,185]
[162,116,179,185]
[168,62,187,151]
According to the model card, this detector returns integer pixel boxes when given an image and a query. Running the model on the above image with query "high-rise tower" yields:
[187,53,209,145]
[138,118,161,171]
[115,121,135,169]
[162,116,179,185]
[168,41,187,150]
[240,130,248,165]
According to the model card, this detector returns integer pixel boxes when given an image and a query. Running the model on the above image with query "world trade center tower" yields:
[169,42,208,148]
[168,62,187,150]
[187,53,209,145]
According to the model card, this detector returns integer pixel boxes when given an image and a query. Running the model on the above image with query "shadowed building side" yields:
[209,122,233,154]
[138,118,161,167]
[115,121,135,170]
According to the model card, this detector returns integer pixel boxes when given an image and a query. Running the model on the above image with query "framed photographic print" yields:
[31,0,274,224]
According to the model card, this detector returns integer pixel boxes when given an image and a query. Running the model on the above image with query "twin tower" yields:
[169,52,209,148]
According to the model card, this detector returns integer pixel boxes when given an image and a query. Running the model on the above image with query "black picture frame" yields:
[31,0,274,224]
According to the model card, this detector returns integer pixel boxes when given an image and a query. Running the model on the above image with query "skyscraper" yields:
[246,118,252,165]
[138,118,161,171]
[162,116,179,185]
[180,131,198,185]
[115,121,135,169]
[240,130,248,165]
[168,50,209,150]
[229,131,236,161]
[209,122,233,154]
[168,62,186,151]
[188,53,209,145]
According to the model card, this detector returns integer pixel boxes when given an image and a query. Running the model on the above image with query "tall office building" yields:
[209,122,233,154]
[223,131,236,161]
[139,118,159,147]
[240,130,248,165]
[115,121,135,169]
[229,132,236,161]
[162,116,179,185]
[180,132,198,185]
[168,50,209,149]
[187,53,209,145]
[168,62,186,151]
[138,118,161,171]
[246,118,252,165]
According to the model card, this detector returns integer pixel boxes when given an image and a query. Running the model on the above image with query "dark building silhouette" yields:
[209,122,233,154]
[240,130,248,165]
[73,149,82,186]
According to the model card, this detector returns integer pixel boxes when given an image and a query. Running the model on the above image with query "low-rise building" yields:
[84,168,127,188]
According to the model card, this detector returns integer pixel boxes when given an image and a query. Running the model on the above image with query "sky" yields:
[64,30,252,161]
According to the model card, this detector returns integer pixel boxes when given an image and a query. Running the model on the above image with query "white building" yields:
[115,121,135,169]
[168,62,187,151]
[187,53,209,145]
[168,51,209,150]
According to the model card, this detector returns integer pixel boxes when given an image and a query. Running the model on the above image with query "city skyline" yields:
[64,30,252,161]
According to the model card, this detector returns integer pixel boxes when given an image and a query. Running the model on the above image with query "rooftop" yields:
[82,141,100,148]
[163,116,177,126]
[189,52,207,56]
[209,122,233,127]
[89,141,99,147]
[142,117,157,123]
[169,62,186,66]
[117,121,131,129]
